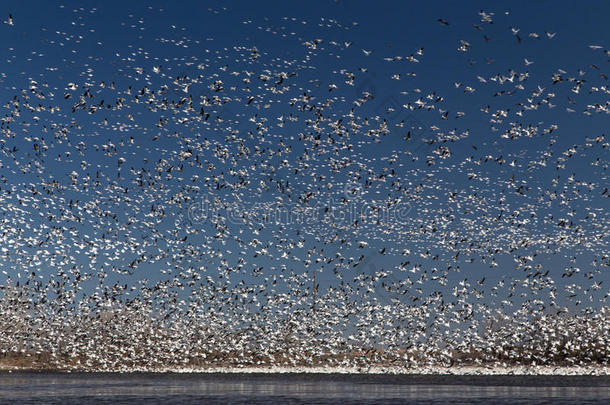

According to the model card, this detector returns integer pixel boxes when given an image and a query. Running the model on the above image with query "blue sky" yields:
[0,1,608,312]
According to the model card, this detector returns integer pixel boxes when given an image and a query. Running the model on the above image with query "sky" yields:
[0,1,608,313]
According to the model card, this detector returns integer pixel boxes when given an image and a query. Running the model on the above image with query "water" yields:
[0,372,609,404]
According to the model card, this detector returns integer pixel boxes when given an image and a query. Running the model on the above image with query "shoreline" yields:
[1,365,609,376]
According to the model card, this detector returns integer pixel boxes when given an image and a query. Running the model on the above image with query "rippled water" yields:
[0,372,609,404]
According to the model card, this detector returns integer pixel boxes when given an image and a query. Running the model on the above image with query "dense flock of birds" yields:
[0,6,608,371]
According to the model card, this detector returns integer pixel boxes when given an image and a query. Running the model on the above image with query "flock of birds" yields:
[0,5,608,371]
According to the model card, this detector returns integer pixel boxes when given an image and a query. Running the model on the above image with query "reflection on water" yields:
[0,373,609,404]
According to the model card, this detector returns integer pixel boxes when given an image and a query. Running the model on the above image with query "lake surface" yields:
[0,372,609,404]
